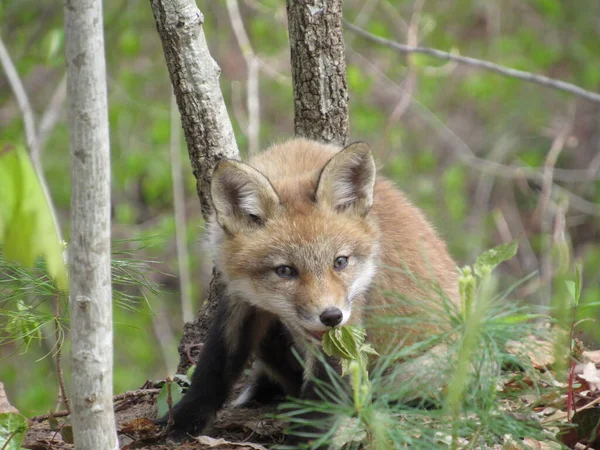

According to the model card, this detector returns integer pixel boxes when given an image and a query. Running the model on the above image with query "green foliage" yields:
[156,381,183,418]
[2,0,600,426]
[280,243,561,449]
[0,146,67,290]
[473,240,519,278]
[0,412,28,450]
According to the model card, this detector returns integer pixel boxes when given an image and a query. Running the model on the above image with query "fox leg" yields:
[233,319,304,406]
[283,351,346,447]
[155,297,256,433]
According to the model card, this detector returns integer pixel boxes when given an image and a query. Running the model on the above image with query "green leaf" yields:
[323,328,353,359]
[45,28,63,62]
[156,381,183,418]
[565,281,576,305]
[474,240,519,277]
[6,300,42,351]
[323,326,366,361]
[492,313,550,324]
[185,364,196,382]
[0,146,67,290]
[0,412,28,450]
[359,343,379,356]
[574,264,582,305]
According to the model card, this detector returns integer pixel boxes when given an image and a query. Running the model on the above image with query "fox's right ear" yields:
[210,160,280,233]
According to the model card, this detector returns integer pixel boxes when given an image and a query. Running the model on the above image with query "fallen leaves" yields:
[577,363,600,392]
[193,435,269,449]
[0,383,18,415]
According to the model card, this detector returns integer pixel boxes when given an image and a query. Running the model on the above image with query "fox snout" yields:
[319,307,343,327]
[305,302,351,330]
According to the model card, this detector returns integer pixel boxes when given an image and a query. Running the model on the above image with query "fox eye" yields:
[333,256,349,270]
[275,265,298,279]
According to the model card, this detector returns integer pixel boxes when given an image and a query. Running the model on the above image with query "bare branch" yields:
[38,75,67,151]
[347,46,600,217]
[150,0,240,219]
[169,92,194,325]
[226,0,260,155]
[150,0,240,372]
[0,35,63,242]
[377,0,422,156]
[0,36,41,165]
[345,21,600,105]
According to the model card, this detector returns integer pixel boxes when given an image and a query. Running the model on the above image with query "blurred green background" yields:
[1,0,599,416]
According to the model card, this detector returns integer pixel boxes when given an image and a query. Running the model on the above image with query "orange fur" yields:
[209,138,459,352]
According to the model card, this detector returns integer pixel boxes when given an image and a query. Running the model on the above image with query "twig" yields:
[112,388,161,402]
[567,361,577,422]
[406,92,600,217]
[38,75,67,151]
[54,293,70,414]
[541,393,600,424]
[0,37,41,165]
[31,388,162,422]
[346,44,600,186]
[378,0,422,156]
[170,92,194,325]
[226,0,260,155]
[31,410,70,422]
[536,108,574,307]
[468,136,514,258]
[227,0,261,155]
[166,377,174,427]
[149,295,179,374]
[0,36,63,243]
[185,342,203,366]
[344,20,600,104]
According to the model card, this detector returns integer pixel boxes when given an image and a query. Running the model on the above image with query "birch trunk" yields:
[286,0,349,145]
[149,0,240,372]
[65,0,118,448]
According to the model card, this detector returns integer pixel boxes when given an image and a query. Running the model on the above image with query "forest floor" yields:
[22,376,286,450]
[16,346,600,450]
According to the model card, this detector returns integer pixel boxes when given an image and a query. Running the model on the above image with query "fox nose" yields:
[320,307,343,327]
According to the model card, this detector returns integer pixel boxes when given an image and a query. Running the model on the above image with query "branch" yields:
[344,21,600,105]
[150,0,240,372]
[0,37,41,165]
[226,0,260,155]
[169,92,194,325]
[0,36,64,244]
[38,75,67,151]
[150,0,240,219]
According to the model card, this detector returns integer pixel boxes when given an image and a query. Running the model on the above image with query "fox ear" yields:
[211,160,280,233]
[316,142,376,217]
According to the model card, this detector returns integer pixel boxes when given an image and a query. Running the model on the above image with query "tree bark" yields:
[64,0,118,448]
[286,0,349,145]
[150,0,240,219]
[149,0,240,372]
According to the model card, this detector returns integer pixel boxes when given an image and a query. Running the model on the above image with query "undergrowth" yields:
[278,241,567,449]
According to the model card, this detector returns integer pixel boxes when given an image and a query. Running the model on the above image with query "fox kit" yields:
[158,139,459,441]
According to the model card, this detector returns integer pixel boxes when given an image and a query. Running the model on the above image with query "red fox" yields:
[157,138,459,443]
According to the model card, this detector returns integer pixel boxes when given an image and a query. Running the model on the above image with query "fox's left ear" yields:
[316,141,376,217]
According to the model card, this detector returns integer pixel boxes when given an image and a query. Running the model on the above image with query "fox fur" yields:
[157,138,459,442]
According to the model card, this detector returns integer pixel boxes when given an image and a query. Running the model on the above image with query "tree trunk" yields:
[64,0,118,448]
[286,0,349,145]
[149,0,240,372]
